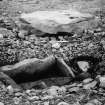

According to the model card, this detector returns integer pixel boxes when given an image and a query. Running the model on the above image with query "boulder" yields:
[19,9,94,35]
[0,56,74,87]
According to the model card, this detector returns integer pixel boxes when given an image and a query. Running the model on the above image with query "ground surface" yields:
[0,0,105,105]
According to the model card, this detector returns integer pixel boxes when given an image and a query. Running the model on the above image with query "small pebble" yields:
[41,95,53,100]
[13,97,20,104]
[52,42,60,49]
[0,34,3,39]
[18,11,22,14]
[7,85,14,94]
[0,102,4,105]
[47,86,66,97]
[83,78,93,84]
[68,87,79,92]
[47,86,60,97]
[77,61,90,72]
[44,101,49,105]
[15,92,24,97]
[28,96,39,101]
[26,89,31,94]
[99,76,105,88]
[83,81,97,89]
[18,30,28,39]
[57,101,69,105]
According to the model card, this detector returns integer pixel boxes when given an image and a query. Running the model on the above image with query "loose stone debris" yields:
[0,0,105,105]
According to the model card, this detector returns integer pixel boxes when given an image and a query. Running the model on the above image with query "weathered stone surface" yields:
[0,56,74,85]
[85,99,102,105]
[20,9,94,34]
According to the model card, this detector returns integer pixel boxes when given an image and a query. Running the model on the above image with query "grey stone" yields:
[20,9,94,34]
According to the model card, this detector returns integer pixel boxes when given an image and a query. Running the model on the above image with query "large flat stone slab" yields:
[20,9,94,34]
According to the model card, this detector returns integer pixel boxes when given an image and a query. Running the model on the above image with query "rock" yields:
[77,83,83,87]
[0,34,3,39]
[28,96,39,101]
[73,102,81,105]
[83,78,93,84]
[43,101,49,105]
[85,103,94,105]
[77,61,90,72]
[0,56,73,85]
[68,86,79,92]
[7,85,14,94]
[15,92,24,97]
[0,102,4,105]
[83,81,97,89]
[26,89,31,94]
[52,42,60,49]
[0,28,14,38]
[74,72,91,81]
[18,11,22,14]
[13,97,21,105]
[98,76,105,88]
[47,86,66,97]
[57,102,69,105]
[18,30,28,39]
[86,99,102,105]
[47,86,59,97]
[66,83,78,88]
[20,9,94,34]
[41,95,53,100]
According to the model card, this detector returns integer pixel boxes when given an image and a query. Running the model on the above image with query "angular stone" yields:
[77,61,90,72]
[99,76,105,88]
[20,9,94,34]
[0,34,3,39]
[57,102,69,105]
[83,81,97,89]
[7,85,14,94]
[83,78,93,84]
[47,86,66,97]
